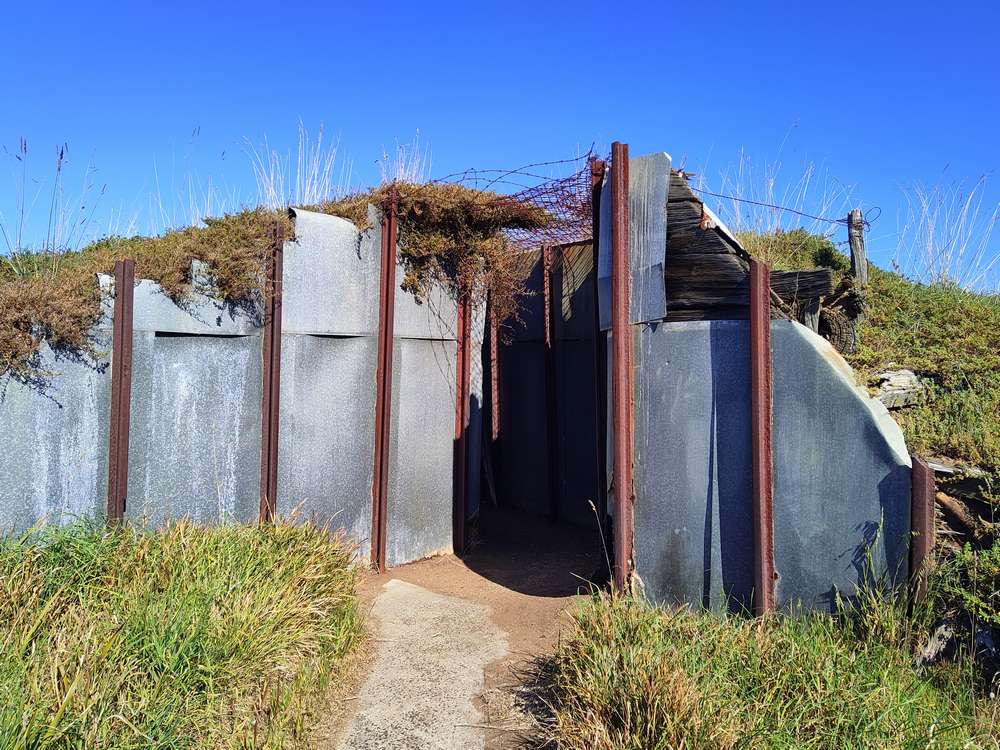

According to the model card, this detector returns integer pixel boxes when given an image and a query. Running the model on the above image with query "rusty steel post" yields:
[589,157,609,538]
[543,245,561,521]
[259,222,285,523]
[453,288,473,555]
[910,456,936,602]
[610,142,634,591]
[749,259,776,614]
[371,191,399,572]
[107,258,135,523]
[489,306,500,442]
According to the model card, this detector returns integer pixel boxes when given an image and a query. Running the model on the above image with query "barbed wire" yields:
[690,185,880,230]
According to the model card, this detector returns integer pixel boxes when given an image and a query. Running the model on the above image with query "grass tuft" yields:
[547,593,998,750]
[0,519,362,749]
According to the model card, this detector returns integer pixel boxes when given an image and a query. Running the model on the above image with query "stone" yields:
[876,369,926,409]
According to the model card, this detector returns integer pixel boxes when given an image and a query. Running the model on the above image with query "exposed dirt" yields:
[333,507,605,749]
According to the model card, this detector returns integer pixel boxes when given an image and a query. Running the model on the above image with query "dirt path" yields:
[332,508,604,750]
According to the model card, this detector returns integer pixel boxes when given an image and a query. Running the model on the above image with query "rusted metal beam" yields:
[589,157,609,543]
[489,306,500,443]
[749,259,776,614]
[107,258,135,523]
[543,245,561,521]
[610,142,634,591]
[371,191,399,572]
[259,222,285,523]
[910,456,936,602]
[453,288,473,556]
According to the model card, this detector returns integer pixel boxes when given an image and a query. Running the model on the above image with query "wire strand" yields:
[690,186,877,229]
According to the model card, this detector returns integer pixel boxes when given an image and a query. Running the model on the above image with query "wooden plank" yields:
[771,269,834,300]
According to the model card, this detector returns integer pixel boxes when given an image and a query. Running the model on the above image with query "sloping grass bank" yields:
[547,594,998,750]
[0,520,362,749]
[739,228,1000,477]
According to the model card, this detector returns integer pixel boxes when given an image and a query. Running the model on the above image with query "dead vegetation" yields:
[1,180,554,379]
[314,181,551,325]
[0,208,288,378]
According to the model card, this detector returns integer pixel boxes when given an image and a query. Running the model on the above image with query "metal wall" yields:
[0,206,475,572]
[495,245,600,526]
[633,320,911,611]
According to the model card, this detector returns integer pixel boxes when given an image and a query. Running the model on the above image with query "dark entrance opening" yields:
[463,243,608,596]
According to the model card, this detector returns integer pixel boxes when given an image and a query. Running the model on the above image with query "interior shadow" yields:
[461,505,605,598]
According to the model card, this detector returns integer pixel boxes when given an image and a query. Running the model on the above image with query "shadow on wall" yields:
[705,321,754,614]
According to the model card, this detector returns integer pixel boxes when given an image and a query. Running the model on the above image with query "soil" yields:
[328,506,605,749]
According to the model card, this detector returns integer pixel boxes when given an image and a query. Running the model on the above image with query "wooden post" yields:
[749,260,776,614]
[802,297,821,334]
[848,208,868,288]
[107,259,135,523]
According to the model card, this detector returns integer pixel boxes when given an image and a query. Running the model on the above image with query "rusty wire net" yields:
[433,152,599,252]
[432,152,601,327]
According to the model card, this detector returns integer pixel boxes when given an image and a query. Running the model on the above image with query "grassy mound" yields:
[1,209,287,379]
[738,229,1000,479]
[0,520,362,749]
[548,594,997,750]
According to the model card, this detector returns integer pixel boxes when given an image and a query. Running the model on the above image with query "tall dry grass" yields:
[0,519,362,749]
[546,592,998,750]
[894,176,1000,292]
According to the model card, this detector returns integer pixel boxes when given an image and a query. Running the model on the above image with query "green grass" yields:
[851,267,1000,475]
[548,593,998,750]
[739,229,1000,479]
[0,519,362,749]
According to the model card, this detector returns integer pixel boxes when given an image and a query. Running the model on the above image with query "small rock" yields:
[920,619,958,666]
[876,369,925,409]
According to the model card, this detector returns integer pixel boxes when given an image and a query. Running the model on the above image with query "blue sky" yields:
[2,1,998,279]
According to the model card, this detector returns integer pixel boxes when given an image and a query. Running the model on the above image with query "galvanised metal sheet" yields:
[495,341,549,516]
[597,152,671,330]
[125,331,262,526]
[282,207,381,336]
[633,321,754,612]
[771,321,911,610]
[385,337,457,566]
[555,339,601,528]
[392,277,459,342]
[628,152,670,324]
[0,338,111,532]
[633,321,912,612]
[276,334,377,557]
[553,242,598,343]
